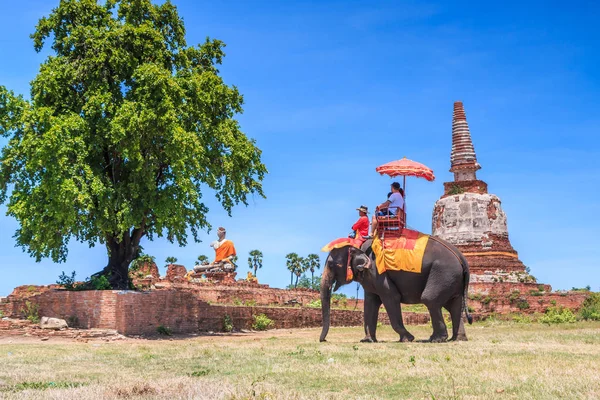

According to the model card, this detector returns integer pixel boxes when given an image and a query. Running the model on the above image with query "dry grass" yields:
[1,321,599,399]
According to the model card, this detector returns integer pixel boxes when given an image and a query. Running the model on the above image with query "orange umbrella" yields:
[375,157,435,226]
[375,157,435,181]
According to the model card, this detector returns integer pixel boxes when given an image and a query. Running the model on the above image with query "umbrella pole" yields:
[403,176,407,227]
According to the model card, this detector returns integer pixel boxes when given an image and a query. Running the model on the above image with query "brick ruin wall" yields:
[0,289,429,336]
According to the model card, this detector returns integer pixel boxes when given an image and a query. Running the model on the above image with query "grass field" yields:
[1,321,599,399]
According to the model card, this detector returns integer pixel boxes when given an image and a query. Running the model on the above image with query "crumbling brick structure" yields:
[432,101,586,313]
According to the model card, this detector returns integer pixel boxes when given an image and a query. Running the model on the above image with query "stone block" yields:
[40,317,68,330]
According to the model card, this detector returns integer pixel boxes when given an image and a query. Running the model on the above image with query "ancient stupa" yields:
[432,101,528,283]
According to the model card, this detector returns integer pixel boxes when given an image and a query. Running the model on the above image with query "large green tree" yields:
[0,0,266,289]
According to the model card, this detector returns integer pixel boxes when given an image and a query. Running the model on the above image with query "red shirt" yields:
[352,216,370,237]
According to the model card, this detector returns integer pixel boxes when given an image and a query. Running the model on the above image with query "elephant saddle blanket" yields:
[371,229,429,274]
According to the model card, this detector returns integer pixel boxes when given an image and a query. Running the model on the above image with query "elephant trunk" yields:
[319,263,334,342]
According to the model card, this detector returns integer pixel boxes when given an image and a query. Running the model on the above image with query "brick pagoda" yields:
[432,101,528,281]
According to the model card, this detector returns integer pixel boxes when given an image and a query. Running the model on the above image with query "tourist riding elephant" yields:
[319,238,473,343]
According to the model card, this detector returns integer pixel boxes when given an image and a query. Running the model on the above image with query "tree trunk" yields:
[100,228,144,290]
[290,272,293,287]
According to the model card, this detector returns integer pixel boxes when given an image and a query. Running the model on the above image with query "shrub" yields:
[579,293,600,321]
[512,314,533,323]
[252,314,274,331]
[222,315,233,332]
[90,274,111,290]
[244,300,257,307]
[516,300,530,310]
[22,301,40,323]
[306,299,322,308]
[156,325,172,336]
[0,310,4,318]
[482,296,493,305]
[57,271,77,290]
[539,306,577,324]
[232,297,243,306]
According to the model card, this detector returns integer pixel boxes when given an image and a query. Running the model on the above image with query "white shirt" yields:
[388,192,404,212]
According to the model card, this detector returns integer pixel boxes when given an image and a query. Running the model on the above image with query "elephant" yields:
[319,237,473,343]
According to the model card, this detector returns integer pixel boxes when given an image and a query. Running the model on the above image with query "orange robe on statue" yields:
[214,240,236,263]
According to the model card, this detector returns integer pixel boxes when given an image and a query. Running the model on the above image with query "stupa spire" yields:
[450,101,480,181]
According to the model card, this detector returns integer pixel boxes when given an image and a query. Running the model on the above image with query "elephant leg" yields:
[424,303,448,342]
[444,296,467,341]
[381,296,414,342]
[361,292,382,343]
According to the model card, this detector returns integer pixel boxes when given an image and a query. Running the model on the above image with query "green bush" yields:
[539,306,577,324]
[156,325,172,336]
[516,300,530,310]
[22,301,40,323]
[90,275,111,290]
[579,293,600,321]
[56,271,77,290]
[512,314,533,323]
[223,315,233,332]
[306,299,322,308]
[252,314,274,331]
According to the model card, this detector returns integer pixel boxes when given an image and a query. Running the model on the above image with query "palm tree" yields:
[248,250,263,277]
[285,253,300,287]
[306,254,320,287]
[295,257,308,287]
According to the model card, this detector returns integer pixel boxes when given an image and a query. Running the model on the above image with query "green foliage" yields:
[56,271,77,290]
[22,301,40,323]
[248,250,263,276]
[90,274,112,290]
[285,253,302,287]
[196,255,209,266]
[508,290,521,303]
[252,314,274,331]
[288,275,320,291]
[539,306,577,324]
[448,184,465,195]
[0,310,4,318]
[165,257,178,266]
[244,300,257,307]
[511,313,533,323]
[130,254,156,272]
[306,254,320,275]
[222,315,233,332]
[579,293,600,321]
[0,1,266,288]
[306,299,322,308]
[482,296,493,305]
[516,300,530,310]
[156,325,173,336]
[232,298,243,306]
[571,286,591,292]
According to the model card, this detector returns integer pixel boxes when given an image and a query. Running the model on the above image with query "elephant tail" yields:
[461,254,473,325]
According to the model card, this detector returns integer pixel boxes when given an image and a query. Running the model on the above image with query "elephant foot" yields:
[449,335,468,342]
[360,337,377,343]
[428,335,448,343]
[399,333,415,342]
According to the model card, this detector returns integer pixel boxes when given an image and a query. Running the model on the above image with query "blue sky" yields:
[1,0,599,297]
